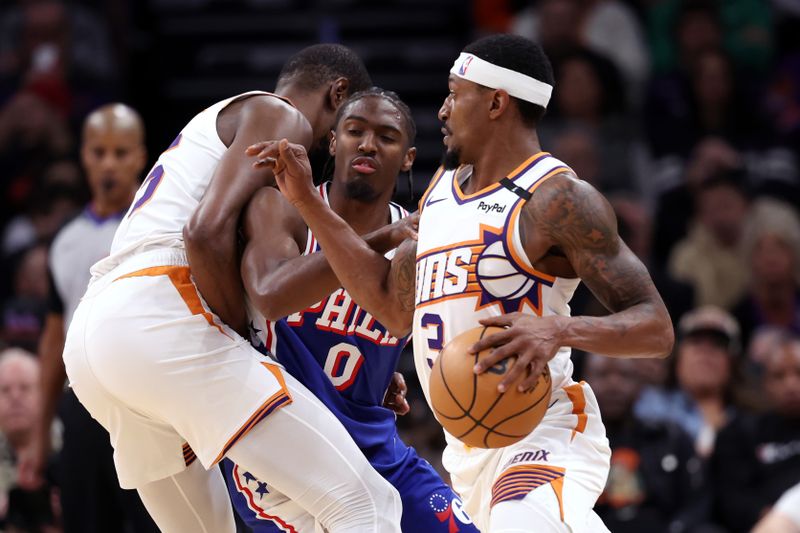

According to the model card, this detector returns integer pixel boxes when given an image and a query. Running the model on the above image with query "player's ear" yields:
[329,131,337,157]
[488,89,511,120]
[401,146,416,172]
[328,77,350,111]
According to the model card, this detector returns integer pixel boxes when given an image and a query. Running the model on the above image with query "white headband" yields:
[449,52,553,108]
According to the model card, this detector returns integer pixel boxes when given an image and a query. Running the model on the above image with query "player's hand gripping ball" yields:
[429,326,551,448]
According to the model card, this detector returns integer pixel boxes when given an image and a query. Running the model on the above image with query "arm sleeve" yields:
[46,266,64,315]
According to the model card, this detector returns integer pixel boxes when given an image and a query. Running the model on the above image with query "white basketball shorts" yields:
[63,248,292,489]
[443,381,612,532]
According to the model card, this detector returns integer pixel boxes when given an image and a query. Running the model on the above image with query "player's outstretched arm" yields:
[254,139,417,337]
[243,187,418,320]
[472,173,674,392]
[184,98,311,335]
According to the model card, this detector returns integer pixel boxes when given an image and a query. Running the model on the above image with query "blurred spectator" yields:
[0,92,74,230]
[651,137,744,269]
[1,182,80,259]
[765,53,800,150]
[586,354,706,533]
[0,348,60,533]
[14,103,155,533]
[635,306,742,458]
[645,47,772,159]
[647,0,773,75]
[0,0,118,109]
[753,482,800,533]
[733,199,800,348]
[512,0,650,104]
[543,49,642,194]
[1,244,49,353]
[668,172,750,309]
[710,334,800,532]
[549,125,601,188]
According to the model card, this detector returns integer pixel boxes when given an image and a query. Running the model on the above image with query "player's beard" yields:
[344,178,379,203]
[442,147,462,170]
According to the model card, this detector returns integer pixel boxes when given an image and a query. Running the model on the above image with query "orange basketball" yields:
[429,326,552,448]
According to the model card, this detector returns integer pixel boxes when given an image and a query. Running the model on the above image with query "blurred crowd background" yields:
[0,0,798,532]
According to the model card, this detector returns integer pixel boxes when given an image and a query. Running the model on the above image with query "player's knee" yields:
[315,474,401,532]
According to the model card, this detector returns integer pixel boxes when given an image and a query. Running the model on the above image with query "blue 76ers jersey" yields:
[247,183,410,467]
[229,184,479,533]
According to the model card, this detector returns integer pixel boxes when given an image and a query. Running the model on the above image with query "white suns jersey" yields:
[411,152,580,440]
[90,91,292,279]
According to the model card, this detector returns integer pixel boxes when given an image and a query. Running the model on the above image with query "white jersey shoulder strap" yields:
[506,155,572,274]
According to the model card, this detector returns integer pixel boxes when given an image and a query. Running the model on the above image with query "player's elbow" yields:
[183,218,210,251]
[184,208,235,250]
[653,312,675,359]
[383,311,413,340]
[253,293,286,322]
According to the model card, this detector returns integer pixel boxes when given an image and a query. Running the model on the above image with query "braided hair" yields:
[330,87,417,197]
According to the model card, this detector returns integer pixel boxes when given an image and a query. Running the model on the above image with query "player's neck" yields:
[275,84,326,142]
[467,129,542,193]
[328,183,393,235]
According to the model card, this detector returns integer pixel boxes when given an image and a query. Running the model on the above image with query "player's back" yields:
[90,91,292,279]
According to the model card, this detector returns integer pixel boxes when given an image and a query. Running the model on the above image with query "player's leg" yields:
[489,476,610,533]
[136,459,236,533]
[225,374,402,533]
[486,383,611,533]
[223,458,316,532]
[387,450,478,532]
[69,270,400,531]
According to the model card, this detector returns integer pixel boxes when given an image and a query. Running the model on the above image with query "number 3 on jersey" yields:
[323,342,364,391]
[420,313,444,368]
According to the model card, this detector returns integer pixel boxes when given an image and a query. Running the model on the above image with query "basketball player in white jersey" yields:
[249,35,674,532]
[60,44,402,533]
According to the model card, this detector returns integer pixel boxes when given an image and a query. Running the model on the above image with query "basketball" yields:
[429,326,552,449]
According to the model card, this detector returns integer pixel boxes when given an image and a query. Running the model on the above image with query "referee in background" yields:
[18,103,158,533]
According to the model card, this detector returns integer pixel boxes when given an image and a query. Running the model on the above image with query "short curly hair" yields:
[277,44,372,96]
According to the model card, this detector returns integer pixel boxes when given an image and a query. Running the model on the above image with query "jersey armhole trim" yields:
[505,166,570,281]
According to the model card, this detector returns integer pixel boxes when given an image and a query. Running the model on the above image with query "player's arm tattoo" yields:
[523,173,656,313]
[390,238,418,313]
[520,173,673,358]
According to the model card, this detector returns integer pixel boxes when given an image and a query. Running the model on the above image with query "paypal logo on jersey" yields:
[477,201,506,214]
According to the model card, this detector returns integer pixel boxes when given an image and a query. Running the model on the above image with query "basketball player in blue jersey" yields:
[223,88,477,533]
[249,35,674,533]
